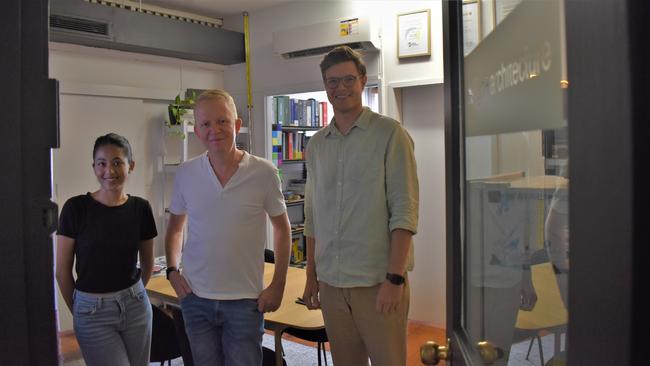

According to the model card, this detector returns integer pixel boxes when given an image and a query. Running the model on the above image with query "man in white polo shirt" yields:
[165,89,291,366]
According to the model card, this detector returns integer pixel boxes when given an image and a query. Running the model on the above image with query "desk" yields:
[146,263,325,366]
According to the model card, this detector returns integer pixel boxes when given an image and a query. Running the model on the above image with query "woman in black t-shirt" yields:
[56,133,157,366]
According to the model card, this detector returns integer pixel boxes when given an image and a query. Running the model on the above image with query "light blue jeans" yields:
[73,280,152,366]
[180,293,263,366]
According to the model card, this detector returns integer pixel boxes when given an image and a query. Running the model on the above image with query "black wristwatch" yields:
[386,272,406,286]
[166,266,178,280]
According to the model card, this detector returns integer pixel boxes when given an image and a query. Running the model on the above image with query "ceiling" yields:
[142,0,297,18]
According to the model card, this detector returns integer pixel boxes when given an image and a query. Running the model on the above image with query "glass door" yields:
[424,1,571,365]
[462,1,569,365]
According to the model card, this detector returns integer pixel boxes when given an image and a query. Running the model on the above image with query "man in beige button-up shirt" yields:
[302,46,419,366]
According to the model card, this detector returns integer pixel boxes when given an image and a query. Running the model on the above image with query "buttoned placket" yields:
[333,131,347,284]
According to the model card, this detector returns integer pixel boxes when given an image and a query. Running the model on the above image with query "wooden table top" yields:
[146,263,325,330]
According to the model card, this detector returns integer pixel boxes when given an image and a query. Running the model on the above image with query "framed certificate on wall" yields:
[397,9,431,58]
[463,0,482,56]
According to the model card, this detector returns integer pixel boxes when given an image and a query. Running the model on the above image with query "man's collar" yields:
[325,107,371,136]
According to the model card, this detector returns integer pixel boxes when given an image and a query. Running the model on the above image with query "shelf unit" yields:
[264,90,332,266]
[286,199,304,207]
[159,118,195,241]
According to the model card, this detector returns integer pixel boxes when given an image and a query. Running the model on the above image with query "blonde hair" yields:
[195,89,238,118]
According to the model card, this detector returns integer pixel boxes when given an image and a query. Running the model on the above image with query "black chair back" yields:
[263,346,286,366]
[264,249,275,263]
[150,305,181,365]
[282,327,329,366]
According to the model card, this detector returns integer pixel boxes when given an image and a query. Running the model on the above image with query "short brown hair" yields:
[319,46,367,80]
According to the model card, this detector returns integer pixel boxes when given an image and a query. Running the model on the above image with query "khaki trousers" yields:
[319,280,410,366]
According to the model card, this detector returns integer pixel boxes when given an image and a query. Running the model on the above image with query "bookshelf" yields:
[264,86,379,266]
[264,90,331,266]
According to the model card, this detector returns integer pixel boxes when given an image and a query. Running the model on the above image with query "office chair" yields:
[514,260,568,366]
[263,346,287,366]
[282,327,329,366]
[150,305,182,366]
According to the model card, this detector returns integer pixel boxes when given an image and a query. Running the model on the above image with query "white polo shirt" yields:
[169,151,286,300]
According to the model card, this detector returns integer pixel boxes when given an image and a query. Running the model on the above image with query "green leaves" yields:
[168,92,196,125]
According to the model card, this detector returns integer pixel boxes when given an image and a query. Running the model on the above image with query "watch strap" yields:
[166,266,178,280]
[386,272,406,285]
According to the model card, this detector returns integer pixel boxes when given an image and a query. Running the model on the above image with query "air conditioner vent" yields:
[283,42,366,59]
[50,15,110,36]
[50,0,244,64]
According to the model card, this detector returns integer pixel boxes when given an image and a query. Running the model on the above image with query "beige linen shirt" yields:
[304,107,419,287]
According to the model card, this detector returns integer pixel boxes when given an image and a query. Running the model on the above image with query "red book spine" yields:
[288,133,294,160]
[321,102,328,127]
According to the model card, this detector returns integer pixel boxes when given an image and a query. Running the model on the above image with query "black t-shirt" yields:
[58,193,158,293]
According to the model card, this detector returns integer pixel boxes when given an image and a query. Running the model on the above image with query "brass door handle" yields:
[420,339,503,365]
[420,339,451,365]
[477,341,504,365]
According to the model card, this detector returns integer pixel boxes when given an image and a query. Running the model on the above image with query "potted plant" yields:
[167,91,196,126]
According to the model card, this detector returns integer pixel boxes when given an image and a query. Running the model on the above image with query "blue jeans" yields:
[72,280,152,366]
[181,293,263,366]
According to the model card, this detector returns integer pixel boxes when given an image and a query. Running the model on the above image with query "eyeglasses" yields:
[324,75,359,89]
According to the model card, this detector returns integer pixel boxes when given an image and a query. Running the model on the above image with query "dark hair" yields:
[319,46,367,80]
[93,133,133,163]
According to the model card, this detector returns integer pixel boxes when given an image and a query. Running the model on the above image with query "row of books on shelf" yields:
[271,127,312,164]
[281,131,310,160]
[272,95,328,127]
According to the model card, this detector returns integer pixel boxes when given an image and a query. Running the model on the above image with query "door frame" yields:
[565,0,648,364]
[443,0,483,364]
[0,0,59,364]
[443,0,649,364]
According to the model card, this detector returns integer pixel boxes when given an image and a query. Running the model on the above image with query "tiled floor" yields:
[60,320,445,366]
[406,321,447,366]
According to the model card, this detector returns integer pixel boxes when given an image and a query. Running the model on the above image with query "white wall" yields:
[380,1,445,120]
[50,42,225,331]
[402,84,446,327]
[223,1,446,325]
[498,131,545,177]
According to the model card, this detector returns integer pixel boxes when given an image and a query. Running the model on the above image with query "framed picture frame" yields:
[397,9,431,59]
[462,0,482,56]
[493,0,523,26]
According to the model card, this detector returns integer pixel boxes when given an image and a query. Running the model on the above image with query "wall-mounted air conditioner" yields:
[272,17,380,59]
